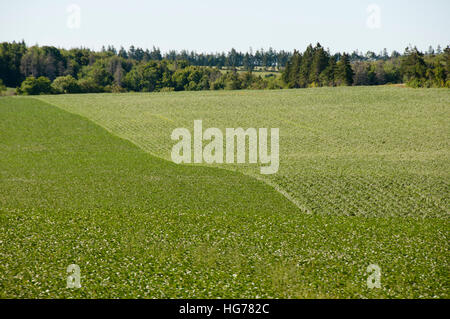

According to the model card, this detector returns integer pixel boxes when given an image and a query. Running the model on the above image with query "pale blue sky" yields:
[1,0,449,54]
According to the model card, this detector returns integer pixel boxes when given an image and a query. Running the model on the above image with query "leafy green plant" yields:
[17,76,52,95]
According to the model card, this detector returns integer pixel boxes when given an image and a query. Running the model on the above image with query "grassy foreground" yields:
[0,90,448,298]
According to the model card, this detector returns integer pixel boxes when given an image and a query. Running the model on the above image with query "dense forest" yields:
[0,41,448,95]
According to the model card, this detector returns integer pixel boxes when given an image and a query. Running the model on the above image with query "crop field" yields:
[0,87,449,298]
[39,87,449,218]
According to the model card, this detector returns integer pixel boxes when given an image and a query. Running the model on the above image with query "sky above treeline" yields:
[1,0,449,54]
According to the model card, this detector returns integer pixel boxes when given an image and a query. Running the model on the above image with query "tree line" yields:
[282,43,450,88]
[0,41,448,95]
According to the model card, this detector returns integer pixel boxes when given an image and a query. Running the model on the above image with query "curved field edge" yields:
[37,87,450,218]
[35,94,308,213]
[0,96,298,215]
[0,96,448,298]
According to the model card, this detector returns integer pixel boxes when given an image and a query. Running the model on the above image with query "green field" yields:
[0,87,449,298]
[39,87,449,218]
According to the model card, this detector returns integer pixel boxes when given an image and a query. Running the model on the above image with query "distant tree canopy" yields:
[400,46,449,87]
[0,41,448,95]
[51,75,80,94]
[282,44,355,88]
[0,41,27,87]
[17,76,52,95]
[282,43,449,88]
